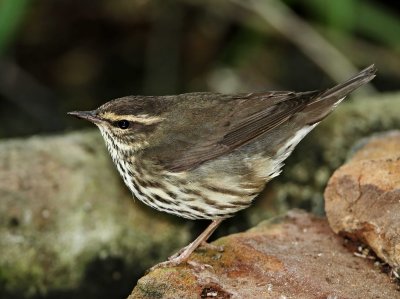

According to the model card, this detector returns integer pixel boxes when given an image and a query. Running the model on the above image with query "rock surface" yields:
[325,131,400,268]
[0,131,191,298]
[130,210,399,299]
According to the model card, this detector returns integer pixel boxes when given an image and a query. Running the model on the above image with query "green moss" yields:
[136,282,167,299]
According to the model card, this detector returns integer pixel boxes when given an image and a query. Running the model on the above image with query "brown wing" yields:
[156,90,319,172]
[156,65,376,172]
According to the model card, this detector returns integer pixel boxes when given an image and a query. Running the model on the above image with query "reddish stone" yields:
[130,210,398,298]
[325,131,400,267]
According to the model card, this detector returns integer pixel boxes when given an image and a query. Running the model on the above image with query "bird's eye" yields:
[117,120,130,129]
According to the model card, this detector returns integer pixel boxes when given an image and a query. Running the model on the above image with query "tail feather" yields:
[302,64,376,124]
[319,64,376,100]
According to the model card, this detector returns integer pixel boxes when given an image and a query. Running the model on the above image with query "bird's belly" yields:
[111,142,297,220]
[114,159,262,220]
[141,178,258,220]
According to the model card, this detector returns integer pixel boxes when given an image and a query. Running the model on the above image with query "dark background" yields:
[0,0,399,139]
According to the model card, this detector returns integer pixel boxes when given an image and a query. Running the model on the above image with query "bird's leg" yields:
[149,219,223,271]
[168,219,224,260]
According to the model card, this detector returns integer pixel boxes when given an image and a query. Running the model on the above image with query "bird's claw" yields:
[148,242,222,273]
[166,242,223,262]
[148,256,185,272]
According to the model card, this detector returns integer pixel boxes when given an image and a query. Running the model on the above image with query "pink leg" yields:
[150,219,223,271]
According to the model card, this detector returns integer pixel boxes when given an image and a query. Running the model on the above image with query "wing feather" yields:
[153,65,376,172]
[161,91,317,172]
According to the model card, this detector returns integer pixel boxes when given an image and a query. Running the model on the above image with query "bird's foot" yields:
[148,242,222,272]
[167,241,223,261]
[167,244,191,261]
[148,220,224,272]
[148,258,214,273]
[148,243,195,272]
[148,257,184,272]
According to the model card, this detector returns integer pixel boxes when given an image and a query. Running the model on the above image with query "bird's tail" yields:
[303,64,377,125]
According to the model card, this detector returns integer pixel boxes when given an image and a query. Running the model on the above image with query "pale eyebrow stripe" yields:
[102,112,164,125]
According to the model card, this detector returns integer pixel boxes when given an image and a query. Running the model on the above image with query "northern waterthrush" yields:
[69,65,376,269]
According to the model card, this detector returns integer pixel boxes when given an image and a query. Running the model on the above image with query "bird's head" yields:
[68,96,167,155]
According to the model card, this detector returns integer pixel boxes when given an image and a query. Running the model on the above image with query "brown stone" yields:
[325,131,400,267]
[130,210,398,299]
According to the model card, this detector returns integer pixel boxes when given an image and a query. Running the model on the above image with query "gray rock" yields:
[0,131,191,297]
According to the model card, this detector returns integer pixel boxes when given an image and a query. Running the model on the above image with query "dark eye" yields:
[117,120,130,129]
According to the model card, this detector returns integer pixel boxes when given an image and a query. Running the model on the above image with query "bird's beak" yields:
[67,110,103,124]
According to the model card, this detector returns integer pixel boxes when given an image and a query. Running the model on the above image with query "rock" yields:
[325,131,400,268]
[130,210,399,299]
[0,131,191,298]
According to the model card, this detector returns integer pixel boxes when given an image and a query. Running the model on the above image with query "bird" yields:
[68,65,376,270]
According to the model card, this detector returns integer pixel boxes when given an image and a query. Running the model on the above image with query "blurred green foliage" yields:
[1,0,399,59]
[293,0,400,49]
[0,0,30,54]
